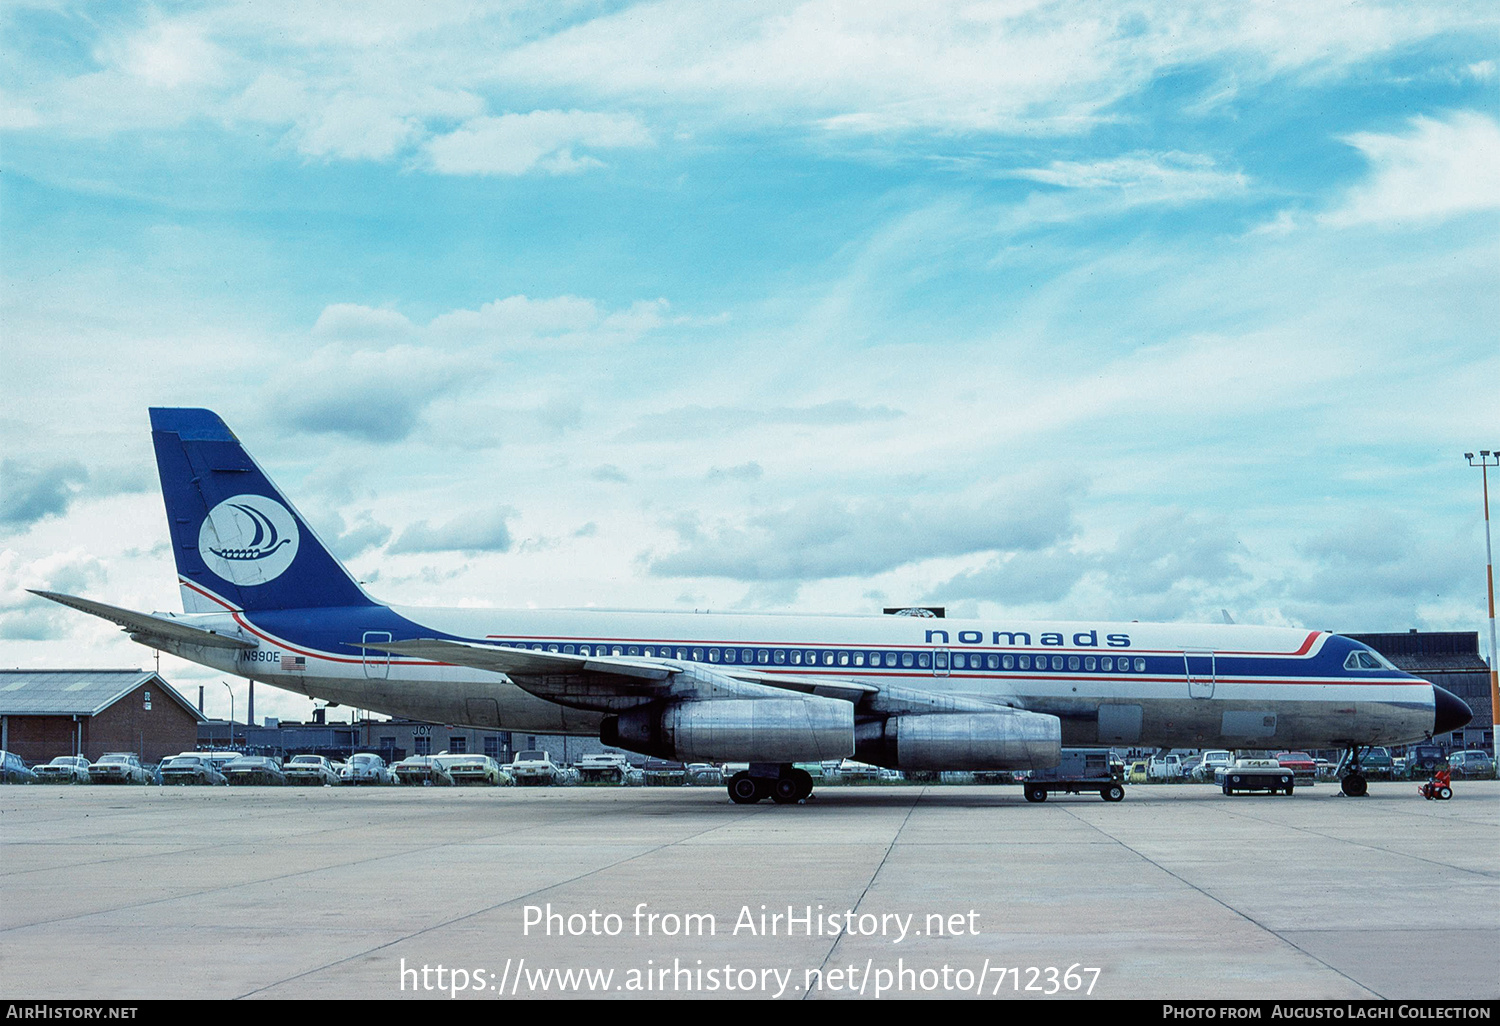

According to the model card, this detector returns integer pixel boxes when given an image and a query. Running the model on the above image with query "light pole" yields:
[221,681,235,749]
[1463,451,1500,761]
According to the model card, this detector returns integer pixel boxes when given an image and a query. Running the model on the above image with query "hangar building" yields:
[0,669,205,765]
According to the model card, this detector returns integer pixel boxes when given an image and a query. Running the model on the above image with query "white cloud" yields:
[1321,111,1500,227]
[423,110,652,176]
[1009,151,1248,201]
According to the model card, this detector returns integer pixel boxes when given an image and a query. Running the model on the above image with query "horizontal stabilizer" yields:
[31,590,257,650]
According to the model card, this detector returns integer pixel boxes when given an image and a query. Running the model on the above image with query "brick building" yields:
[0,669,205,765]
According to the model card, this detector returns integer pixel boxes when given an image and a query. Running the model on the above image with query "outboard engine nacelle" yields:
[856,711,1061,771]
[601,697,854,763]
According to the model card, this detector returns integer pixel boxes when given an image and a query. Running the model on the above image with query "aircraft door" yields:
[363,630,392,679]
[1184,650,1214,699]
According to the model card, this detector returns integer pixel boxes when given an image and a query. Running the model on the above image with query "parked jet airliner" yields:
[35,408,1471,803]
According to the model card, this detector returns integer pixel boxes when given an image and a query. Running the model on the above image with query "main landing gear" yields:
[1340,745,1369,797]
[728,765,814,805]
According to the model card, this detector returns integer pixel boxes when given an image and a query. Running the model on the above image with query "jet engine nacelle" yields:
[857,711,1061,771]
[601,697,854,763]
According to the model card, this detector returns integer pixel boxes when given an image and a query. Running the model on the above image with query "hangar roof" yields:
[0,670,205,721]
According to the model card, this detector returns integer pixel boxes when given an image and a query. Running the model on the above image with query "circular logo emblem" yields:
[199,494,300,585]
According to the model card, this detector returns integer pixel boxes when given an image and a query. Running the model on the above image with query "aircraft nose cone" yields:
[1432,685,1472,737]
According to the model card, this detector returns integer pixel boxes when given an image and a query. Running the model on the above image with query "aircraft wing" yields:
[30,590,258,651]
[355,637,876,705]
[354,638,673,681]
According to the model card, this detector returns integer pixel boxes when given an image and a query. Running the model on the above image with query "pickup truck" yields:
[1220,758,1296,795]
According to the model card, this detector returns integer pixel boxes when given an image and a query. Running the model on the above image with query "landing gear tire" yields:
[1024,785,1047,803]
[1101,784,1125,803]
[1438,786,1452,800]
[1341,774,1368,797]
[728,772,762,804]
[771,775,801,804]
[791,768,814,801]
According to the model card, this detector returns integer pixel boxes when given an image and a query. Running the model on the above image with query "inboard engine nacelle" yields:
[601,697,855,763]
[857,711,1062,771]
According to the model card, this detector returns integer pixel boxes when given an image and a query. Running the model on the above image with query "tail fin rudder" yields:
[150,408,374,613]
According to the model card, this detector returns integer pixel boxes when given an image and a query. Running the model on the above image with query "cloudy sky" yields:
[3,1,1498,725]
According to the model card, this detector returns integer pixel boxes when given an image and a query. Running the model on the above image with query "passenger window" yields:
[675,648,687,659]
[708,648,719,662]
[758,649,771,664]
[824,651,835,666]
[692,648,704,660]
[1085,656,1096,671]
[838,651,849,666]
[1018,655,1030,670]
[902,652,915,668]
[775,650,787,664]
[788,650,800,665]
[1068,656,1080,671]
[952,653,965,669]
[612,646,624,656]
[1133,658,1146,672]
[917,652,931,668]
[853,653,865,666]
[1049,656,1061,670]
[1102,656,1113,671]
[563,645,575,654]
[987,654,999,669]
[1002,654,1014,670]
[723,648,737,663]
[548,644,559,652]
[884,652,898,667]
[628,646,640,656]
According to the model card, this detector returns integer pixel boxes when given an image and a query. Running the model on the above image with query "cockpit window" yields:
[1344,649,1392,671]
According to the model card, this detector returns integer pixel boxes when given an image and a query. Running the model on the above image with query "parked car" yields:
[641,759,688,786]
[684,763,723,786]
[160,753,228,785]
[1127,760,1149,784]
[33,755,91,784]
[1196,750,1234,782]
[393,755,454,786]
[283,754,342,786]
[510,750,566,785]
[836,759,883,783]
[576,753,632,785]
[341,752,395,785]
[1401,744,1449,779]
[1,750,39,784]
[1340,747,1394,779]
[1147,753,1184,781]
[1275,752,1317,785]
[433,753,510,786]
[1447,750,1496,779]
[88,752,149,785]
[222,756,286,785]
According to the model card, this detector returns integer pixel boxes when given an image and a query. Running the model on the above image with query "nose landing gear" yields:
[727,765,814,804]
[1339,745,1369,797]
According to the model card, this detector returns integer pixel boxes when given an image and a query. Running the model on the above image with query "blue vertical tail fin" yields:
[149,408,374,613]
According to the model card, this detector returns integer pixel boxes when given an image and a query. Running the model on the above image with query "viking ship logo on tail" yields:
[198,494,300,585]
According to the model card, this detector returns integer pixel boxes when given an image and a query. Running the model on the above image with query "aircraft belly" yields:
[1041,692,1433,749]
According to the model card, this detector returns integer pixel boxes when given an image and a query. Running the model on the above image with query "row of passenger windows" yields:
[499,640,1149,674]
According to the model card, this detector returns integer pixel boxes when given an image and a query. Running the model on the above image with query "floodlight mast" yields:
[1463,450,1500,761]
